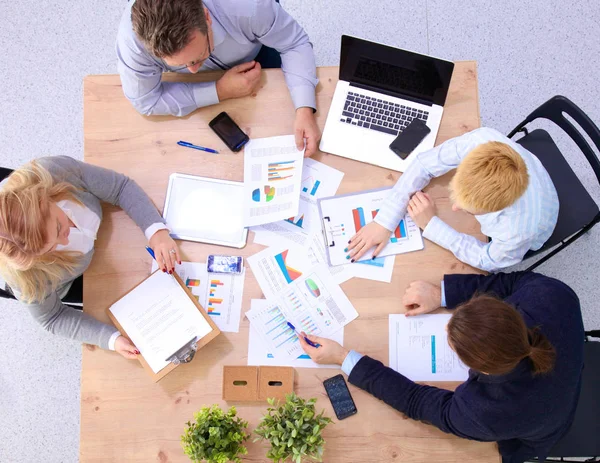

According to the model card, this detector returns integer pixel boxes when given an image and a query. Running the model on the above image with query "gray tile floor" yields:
[0,1,599,461]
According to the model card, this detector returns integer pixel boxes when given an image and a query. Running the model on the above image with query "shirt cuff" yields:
[373,213,402,234]
[422,216,458,250]
[341,350,364,376]
[193,81,220,107]
[440,280,446,307]
[290,84,317,111]
[144,222,170,241]
[108,331,121,351]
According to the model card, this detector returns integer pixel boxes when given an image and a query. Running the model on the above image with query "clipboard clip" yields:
[165,336,198,365]
[322,216,336,248]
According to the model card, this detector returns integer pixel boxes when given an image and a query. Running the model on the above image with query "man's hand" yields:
[115,336,140,359]
[216,61,262,101]
[294,107,321,157]
[298,332,349,365]
[403,281,442,317]
[407,191,436,230]
[346,221,392,262]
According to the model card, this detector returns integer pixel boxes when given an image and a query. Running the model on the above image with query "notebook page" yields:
[109,271,213,373]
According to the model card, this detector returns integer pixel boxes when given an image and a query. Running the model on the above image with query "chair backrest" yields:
[508,95,600,184]
[547,333,600,459]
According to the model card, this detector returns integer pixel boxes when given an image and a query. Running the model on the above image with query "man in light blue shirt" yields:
[346,128,559,272]
[116,0,320,155]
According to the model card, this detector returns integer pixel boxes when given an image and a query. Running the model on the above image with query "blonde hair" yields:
[449,141,529,213]
[0,161,83,303]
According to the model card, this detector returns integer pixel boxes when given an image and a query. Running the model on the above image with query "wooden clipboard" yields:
[106,270,221,382]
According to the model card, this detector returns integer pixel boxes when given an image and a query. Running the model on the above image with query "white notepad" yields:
[108,271,214,373]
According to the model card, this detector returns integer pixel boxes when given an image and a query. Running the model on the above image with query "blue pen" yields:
[145,246,176,281]
[287,322,321,348]
[177,140,219,154]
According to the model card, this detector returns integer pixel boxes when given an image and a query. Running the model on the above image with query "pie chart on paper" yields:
[305,278,321,297]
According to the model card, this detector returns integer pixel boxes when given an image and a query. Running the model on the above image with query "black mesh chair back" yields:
[508,96,600,271]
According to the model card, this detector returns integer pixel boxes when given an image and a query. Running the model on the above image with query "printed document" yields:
[109,271,213,373]
[389,314,469,381]
[243,135,304,227]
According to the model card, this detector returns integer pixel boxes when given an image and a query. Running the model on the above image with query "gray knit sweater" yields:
[12,156,165,349]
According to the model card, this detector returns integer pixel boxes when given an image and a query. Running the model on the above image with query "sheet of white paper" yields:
[389,314,469,382]
[348,254,396,283]
[151,261,245,333]
[250,231,354,286]
[319,187,424,266]
[109,271,213,373]
[251,221,310,247]
[247,299,344,369]
[247,243,313,300]
[245,265,358,361]
[277,158,344,235]
[243,135,304,227]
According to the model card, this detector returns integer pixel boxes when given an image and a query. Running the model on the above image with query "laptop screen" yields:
[339,35,454,106]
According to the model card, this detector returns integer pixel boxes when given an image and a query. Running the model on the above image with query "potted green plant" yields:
[181,405,250,463]
[254,393,333,463]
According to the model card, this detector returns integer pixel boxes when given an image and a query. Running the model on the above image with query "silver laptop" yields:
[320,36,454,172]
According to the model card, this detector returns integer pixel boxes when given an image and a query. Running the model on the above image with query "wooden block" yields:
[258,366,294,401]
[222,366,259,402]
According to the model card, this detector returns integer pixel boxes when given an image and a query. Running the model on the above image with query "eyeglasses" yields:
[169,33,212,72]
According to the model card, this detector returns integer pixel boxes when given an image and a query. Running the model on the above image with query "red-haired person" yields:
[347,128,558,272]
[300,272,584,463]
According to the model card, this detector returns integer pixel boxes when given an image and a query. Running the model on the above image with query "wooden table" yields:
[82,64,497,462]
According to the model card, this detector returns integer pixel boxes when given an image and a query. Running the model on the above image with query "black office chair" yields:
[528,330,600,463]
[507,96,600,271]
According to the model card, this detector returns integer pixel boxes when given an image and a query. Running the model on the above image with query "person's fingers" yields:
[121,350,139,360]
[422,192,432,201]
[349,240,370,261]
[302,332,326,345]
[295,127,305,151]
[157,252,166,272]
[305,132,318,157]
[174,244,182,265]
[405,305,431,317]
[372,240,387,258]
[233,60,256,73]
[346,233,363,251]
[402,291,417,307]
[297,334,318,356]
[165,246,177,272]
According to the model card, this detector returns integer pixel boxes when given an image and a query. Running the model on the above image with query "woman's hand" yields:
[403,280,442,316]
[346,221,392,262]
[115,336,140,359]
[148,229,181,273]
[298,332,349,365]
[407,191,436,230]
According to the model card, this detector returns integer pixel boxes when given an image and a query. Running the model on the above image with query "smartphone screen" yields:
[207,255,244,274]
[323,374,357,420]
[209,112,249,152]
[389,118,431,160]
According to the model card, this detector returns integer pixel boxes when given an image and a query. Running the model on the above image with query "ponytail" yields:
[527,327,556,375]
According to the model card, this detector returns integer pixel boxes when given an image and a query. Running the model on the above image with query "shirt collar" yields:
[210,12,227,48]
[471,358,533,384]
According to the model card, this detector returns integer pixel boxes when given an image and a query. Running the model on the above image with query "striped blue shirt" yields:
[374,128,559,272]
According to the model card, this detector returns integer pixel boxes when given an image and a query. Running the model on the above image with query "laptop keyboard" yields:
[340,91,429,137]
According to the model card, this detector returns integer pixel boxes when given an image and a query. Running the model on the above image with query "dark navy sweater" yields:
[348,272,584,463]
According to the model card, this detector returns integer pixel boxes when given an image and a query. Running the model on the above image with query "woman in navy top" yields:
[300,272,584,463]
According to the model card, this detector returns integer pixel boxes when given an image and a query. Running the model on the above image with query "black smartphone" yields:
[323,374,357,420]
[208,111,250,152]
[389,118,431,160]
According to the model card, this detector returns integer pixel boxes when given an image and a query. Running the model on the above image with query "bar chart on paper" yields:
[318,187,424,266]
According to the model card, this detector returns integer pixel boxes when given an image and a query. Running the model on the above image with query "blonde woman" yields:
[0,156,181,358]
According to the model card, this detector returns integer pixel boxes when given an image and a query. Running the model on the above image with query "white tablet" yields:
[163,173,248,248]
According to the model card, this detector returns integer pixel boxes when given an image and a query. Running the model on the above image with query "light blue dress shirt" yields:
[374,127,559,272]
[116,0,318,116]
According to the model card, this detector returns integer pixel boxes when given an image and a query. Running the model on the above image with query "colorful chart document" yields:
[279,158,344,235]
[243,135,305,227]
[319,187,424,266]
[245,264,358,362]
[151,261,245,333]
[389,314,469,382]
[247,299,344,369]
